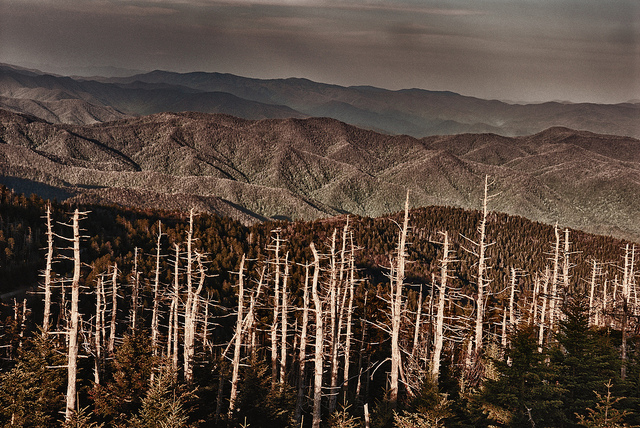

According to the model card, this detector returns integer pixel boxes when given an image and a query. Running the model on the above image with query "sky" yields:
[1,0,638,104]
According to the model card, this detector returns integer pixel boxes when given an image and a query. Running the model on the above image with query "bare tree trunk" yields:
[343,232,356,398]
[412,287,423,358]
[531,273,540,325]
[65,209,82,421]
[280,253,290,387]
[328,229,340,413]
[589,260,598,326]
[310,242,323,428]
[151,221,163,359]
[474,176,490,355]
[183,210,195,382]
[538,267,550,352]
[431,231,449,383]
[548,224,561,334]
[271,230,282,389]
[94,276,104,385]
[108,263,118,355]
[130,247,140,333]
[390,190,410,406]
[42,203,54,335]
[295,263,310,423]
[509,267,517,329]
[355,292,368,400]
[228,255,245,419]
[172,244,180,375]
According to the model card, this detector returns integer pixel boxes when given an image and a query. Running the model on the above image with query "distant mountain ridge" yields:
[0,108,639,242]
[0,63,638,138]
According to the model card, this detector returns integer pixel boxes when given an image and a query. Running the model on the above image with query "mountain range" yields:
[1,63,638,139]
[1,108,639,243]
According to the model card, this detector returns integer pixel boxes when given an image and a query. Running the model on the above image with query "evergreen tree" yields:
[552,297,621,427]
[0,333,66,427]
[481,323,565,427]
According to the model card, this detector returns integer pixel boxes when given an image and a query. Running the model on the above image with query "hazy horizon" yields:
[1,0,638,105]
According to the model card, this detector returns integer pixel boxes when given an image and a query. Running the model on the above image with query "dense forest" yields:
[0,183,639,427]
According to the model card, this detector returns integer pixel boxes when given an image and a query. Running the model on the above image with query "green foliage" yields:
[0,333,66,427]
[91,334,154,426]
[61,406,104,428]
[577,380,635,428]
[481,323,565,427]
[327,403,361,428]
[128,364,196,428]
[553,297,621,426]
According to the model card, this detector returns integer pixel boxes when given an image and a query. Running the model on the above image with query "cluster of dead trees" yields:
[6,177,639,427]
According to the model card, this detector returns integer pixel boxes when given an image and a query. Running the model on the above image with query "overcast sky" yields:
[1,0,638,104]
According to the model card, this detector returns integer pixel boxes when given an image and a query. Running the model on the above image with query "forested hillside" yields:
[1,185,639,427]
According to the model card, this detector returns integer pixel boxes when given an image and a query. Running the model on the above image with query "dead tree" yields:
[65,209,86,421]
[42,203,54,335]
[473,176,491,356]
[228,255,246,418]
[270,230,283,389]
[108,263,119,355]
[184,211,205,384]
[151,221,163,358]
[390,190,410,406]
[548,224,561,335]
[94,275,105,385]
[431,231,450,383]
[130,247,140,333]
[310,242,323,428]
[295,263,310,423]
[342,231,356,397]
[280,252,290,387]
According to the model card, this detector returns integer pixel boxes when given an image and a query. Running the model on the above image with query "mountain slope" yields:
[0,109,639,241]
[2,64,639,138]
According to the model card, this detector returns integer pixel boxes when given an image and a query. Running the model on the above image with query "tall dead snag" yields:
[94,275,105,385]
[280,252,290,387]
[343,231,356,397]
[538,267,550,352]
[390,190,410,406]
[548,224,561,335]
[130,247,140,333]
[170,244,180,373]
[151,221,163,359]
[108,263,119,355]
[588,260,598,326]
[228,255,246,419]
[310,242,324,428]
[295,262,311,423]
[270,230,282,389]
[621,244,635,380]
[184,211,205,384]
[65,209,85,421]
[42,203,54,335]
[473,175,491,356]
[328,228,340,413]
[431,231,450,383]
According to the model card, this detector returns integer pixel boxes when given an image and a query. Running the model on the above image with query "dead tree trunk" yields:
[538,267,550,352]
[172,244,180,374]
[151,221,163,359]
[270,230,282,389]
[42,203,54,335]
[295,263,310,423]
[108,263,118,355]
[474,176,490,355]
[310,242,324,428]
[130,247,140,333]
[280,253,290,387]
[589,260,598,326]
[65,209,82,421]
[431,231,449,383]
[228,255,246,419]
[328,229,340,413]
[94,275,105,385]
[390,190,410,406]
[342,232,356,398]
[548,224,561,335]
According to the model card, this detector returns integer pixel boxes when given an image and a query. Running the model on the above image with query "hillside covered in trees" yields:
[1,184,639,427]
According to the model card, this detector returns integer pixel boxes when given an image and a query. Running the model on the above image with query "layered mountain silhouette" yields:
[1,63,638,138]
[1,108,639,242]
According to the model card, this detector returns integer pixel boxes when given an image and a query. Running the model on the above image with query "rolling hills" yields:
[0,108,639,242]
[1,63,639,139]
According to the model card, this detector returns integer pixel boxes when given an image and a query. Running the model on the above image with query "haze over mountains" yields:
[1,63,638,139]
[1,107,639,243]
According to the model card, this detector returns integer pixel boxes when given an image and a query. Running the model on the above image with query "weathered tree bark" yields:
[310,242,323,428]
[183,210,195,382]
[588,260,598,326]
[130,247,140,333]
[328,229,340,413]
[65,209,82,421]
[228,255,246,419]
[431,231,449,383]
[184,252,205,383]
[548,224,561,335]
[342,232,356,397]
[295,263,310,423]
[538,267,550,352]
[42,203,54,335]
[151,221,163,359]
[270,230,282,389]
[509,267,517,329]
[390,190,410,406]
[108,263,118,355]
[280,252,290,387]
[474,176,490,355]
[94,275,105,385]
